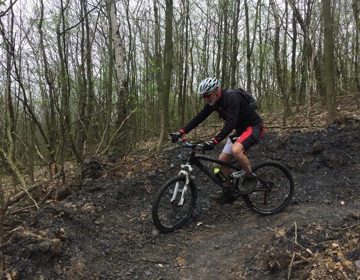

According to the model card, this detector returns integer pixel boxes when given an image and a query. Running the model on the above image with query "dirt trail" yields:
[2,119,360,280]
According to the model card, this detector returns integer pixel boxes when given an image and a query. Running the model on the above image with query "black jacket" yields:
[181,89,262,143]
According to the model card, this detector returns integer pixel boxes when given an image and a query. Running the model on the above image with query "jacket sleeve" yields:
[181,104,214,134]
[213,93,241,143]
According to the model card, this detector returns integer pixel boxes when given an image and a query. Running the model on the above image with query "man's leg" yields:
[210,139,236,203]
[219,152,233,188]
[231,142,252,174]
[232,124,264,174]
[218,138,234,187]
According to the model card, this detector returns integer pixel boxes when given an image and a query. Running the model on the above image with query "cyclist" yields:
[171,77,265,204]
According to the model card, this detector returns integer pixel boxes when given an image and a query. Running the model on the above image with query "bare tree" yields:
[244,0,261,92]
[352,0,360,92]
[107,0,128,151]
[322,0,337,123]
[229,0,240,88]
[156,0,174,150]
[38,0,57,172]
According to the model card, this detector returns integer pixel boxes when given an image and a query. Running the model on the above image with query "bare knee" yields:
[232,142,252,173]
[232,142,245,159]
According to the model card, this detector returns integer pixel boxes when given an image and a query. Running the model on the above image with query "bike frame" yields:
[171,141,250,206]
[188,152,242,191]
[182,144,270,193]
[178,141,244,188]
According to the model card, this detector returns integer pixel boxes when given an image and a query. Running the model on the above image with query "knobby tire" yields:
[242,161,294,215]
[152,175,197,233]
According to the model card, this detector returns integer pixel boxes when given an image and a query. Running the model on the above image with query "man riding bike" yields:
[171,77,265,204]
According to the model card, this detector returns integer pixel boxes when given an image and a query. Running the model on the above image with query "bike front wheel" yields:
[243,161,294,215]
[152,175,197,233]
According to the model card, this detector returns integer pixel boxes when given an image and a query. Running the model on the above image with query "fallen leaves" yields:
[264,216,360,279]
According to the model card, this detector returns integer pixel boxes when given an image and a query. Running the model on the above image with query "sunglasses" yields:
[202,92,212,98]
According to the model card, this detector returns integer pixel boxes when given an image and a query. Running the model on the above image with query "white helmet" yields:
[198,77,221,95]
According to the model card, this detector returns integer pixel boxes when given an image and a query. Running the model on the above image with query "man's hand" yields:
[203,140,216,150]
[170,131,183,143]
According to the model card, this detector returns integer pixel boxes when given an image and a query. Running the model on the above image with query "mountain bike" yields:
[152,136,294,233]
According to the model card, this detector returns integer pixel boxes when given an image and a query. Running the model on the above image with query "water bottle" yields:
[214,168,227,183]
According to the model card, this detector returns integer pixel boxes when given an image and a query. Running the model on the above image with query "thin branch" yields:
[96,109,136,157]
[266,225,314,256]
[59,0,103,35]
[0,0,18,18]
[327,223,360,231]
[287,252,296,280]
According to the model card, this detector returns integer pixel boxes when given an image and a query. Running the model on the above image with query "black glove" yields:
[203,140,216,151]
[170,131,183,143]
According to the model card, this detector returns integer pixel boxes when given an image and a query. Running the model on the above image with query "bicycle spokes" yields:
[152,175,198,233]
[242,161,294,215]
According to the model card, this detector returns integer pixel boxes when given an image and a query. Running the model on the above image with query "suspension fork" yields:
[170,163,193,206]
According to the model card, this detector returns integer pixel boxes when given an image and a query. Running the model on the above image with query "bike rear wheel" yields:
[152,175,197,233]
[243,161,294,215]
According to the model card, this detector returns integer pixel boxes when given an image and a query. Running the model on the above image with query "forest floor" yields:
[1,107,360,280]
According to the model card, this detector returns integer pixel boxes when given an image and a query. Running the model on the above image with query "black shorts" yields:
[235,123,265,150]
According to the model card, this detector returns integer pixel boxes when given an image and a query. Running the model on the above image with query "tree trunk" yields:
[4,1,16,162]
[289,0,313,108]
[230,0,240,88]
[84,0,95,151]
[157,0,173,151]
[153,0,163,146]
[245,0,261,92]
[291,15,297,104]
[38,0,57,172]
[105,0,114,146]
[270,0,290,125]
[57,0,81,174]
[352,0,360,92]
[323,0,337,123]
[108,0,128,152]
[220,0,229,87]
[179,0,190,126]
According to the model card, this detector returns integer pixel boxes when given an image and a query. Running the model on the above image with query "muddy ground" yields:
[1,117,360,280]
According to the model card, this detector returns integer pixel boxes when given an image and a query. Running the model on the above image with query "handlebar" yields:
[169,133,205,153]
